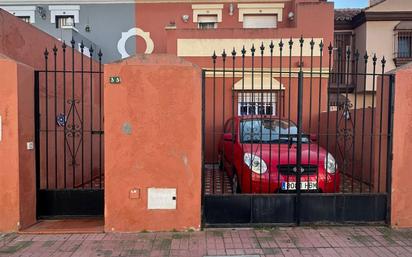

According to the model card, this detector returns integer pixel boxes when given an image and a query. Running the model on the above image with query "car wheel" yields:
[232,172,241,194]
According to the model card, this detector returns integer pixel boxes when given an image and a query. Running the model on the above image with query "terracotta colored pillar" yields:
[391,65,412,228]
[0,57,36,232]
[104,55,202,232]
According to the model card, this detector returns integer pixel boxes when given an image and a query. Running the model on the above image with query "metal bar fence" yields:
[36,39,104,191]
[202,37,393,198]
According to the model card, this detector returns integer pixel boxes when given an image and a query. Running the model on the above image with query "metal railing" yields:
[35,39,104,191]
[202,38,393,197]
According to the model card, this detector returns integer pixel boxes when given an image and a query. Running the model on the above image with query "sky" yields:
[328,0,369,8]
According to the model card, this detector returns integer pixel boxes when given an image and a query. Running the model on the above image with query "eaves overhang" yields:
[338,11,412,30]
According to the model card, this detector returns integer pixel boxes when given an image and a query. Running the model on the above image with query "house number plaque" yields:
[109,76,121,84]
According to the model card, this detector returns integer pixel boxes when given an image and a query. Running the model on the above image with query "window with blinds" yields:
[18,16,31,23]
[56,15,75,29]
[397,32,412,58]
[393,22,412,66]
[198,15,218,29]
[243,15,277,29]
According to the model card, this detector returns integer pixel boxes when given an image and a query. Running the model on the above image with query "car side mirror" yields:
[223,133,235,142]
[310,134,318,142]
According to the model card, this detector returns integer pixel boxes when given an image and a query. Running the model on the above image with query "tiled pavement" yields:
[1,226,412,257]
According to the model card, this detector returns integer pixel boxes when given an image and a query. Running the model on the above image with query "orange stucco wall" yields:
[0,58,20,232]
[0,57,36,232]
[391,66,412,228]
[104,55,201,232]
[17,62,36,230]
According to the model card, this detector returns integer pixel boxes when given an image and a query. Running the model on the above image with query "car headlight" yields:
[324,153,337,174]
[243,153,268,174]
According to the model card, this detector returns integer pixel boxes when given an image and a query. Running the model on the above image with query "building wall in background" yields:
[0,3,136,63]
[135,0,334,61]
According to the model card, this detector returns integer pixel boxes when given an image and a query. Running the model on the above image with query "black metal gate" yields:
[201,38,395,226]
[34,40,104,217]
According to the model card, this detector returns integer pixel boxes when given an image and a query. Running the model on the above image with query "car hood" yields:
[240,143,328,165]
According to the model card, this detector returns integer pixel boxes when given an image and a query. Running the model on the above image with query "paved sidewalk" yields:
[1,226,412,257]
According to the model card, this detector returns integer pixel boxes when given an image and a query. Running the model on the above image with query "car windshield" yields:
[240,119,310,144]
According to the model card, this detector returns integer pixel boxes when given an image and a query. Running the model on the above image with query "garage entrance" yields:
[201,38,394,226]
[34,41,104,218]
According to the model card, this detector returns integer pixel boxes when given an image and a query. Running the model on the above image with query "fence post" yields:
[386,74,395,224]
[201,69,206,228]
[296,70,304,225]
[34,71,40,219]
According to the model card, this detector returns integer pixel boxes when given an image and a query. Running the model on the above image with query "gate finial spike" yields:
[241,46,246,56]
[80,40,84,50]
[381,56,386,66]
[310,38,315,49]
[364,51,369,61]
[53,45,58,54]
[44,48,49,58]
[212,51,217,61]
[288,37,294,48]
[328,42,333,53]
[231,47,236,57]
[299,36,304,47]
[222,49,227,59]
[319,40,324,50]
[98,49,103,58]
[62,41,67,50]
[251,44,256,53]
[260,42,265,52]
[89,45,94,55]
[346,47,351,57]
[269,40,274,50]
[372,53,377,64]
[279,39,284,49]
[70,37,75,47]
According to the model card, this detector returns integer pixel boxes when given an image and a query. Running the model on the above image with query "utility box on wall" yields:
[148,188,177,210]
[104,55,201,232]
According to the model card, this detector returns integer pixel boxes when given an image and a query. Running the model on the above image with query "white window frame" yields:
[192,4,223,24]
[19,16,31,23]
[197,15,218,29]
[56,15,76,29]
[243,14,278,29]
[238,3,284,23]
[49,5,80,25]
[0,6,36,23]
[238,92,277,116]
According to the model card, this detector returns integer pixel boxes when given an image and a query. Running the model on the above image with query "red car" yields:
[218,116,340,193]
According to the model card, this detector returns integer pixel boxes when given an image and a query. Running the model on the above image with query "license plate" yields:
[281,181,317,190]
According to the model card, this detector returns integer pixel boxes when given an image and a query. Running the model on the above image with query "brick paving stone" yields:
[369,246,398,257]
[281,248,303,257]
[333,247,359,257]
[1,227,412,257]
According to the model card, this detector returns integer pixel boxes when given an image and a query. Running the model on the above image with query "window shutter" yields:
[198,15,218,23]
[243,15,277,29]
